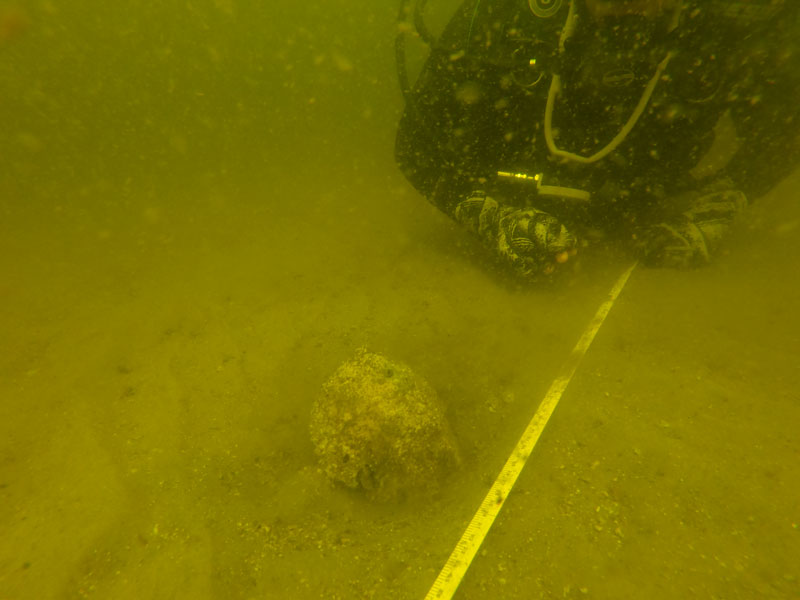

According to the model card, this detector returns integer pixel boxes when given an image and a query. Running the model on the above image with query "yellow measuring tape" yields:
[425,262,638,600]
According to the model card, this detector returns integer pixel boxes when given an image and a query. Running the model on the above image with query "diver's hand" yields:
[636,187,747,268]
[495,207,577,277]
[637,219,710,268]
[454,192,577,279]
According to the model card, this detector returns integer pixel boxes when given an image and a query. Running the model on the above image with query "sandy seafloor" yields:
[1,158,799,599]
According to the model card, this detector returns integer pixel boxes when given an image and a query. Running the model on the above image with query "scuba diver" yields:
[395,0,800,279]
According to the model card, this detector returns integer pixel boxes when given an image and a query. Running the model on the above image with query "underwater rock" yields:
[309,349,459,501]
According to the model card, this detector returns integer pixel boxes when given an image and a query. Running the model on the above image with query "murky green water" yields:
[1,2,799,598]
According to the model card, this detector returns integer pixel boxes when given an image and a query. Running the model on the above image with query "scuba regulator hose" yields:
[543,0,683,163]
[395,0,434,103]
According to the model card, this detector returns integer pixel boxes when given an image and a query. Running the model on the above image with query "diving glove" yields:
[454,191,577,279]
[638,187,748,268]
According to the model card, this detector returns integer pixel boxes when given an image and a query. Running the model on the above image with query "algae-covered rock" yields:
[309,349,459,501]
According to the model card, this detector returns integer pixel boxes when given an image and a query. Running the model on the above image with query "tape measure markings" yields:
[424,262,637,600]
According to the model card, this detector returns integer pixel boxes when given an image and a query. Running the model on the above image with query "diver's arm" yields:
[719,2,800,199]
[429,172,577,279]
[635,177,748,268]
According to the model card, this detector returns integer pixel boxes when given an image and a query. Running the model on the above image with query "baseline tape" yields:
[425,262,637,600]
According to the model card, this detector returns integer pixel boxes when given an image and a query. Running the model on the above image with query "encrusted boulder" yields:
[310,349,459,501]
